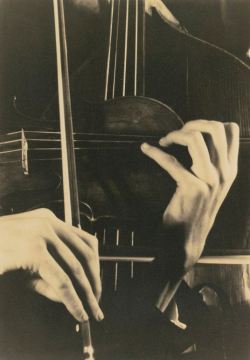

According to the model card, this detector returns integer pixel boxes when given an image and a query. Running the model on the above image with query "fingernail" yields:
[96,309,104,321]
[141,142,150,151]
[159,138,165,146]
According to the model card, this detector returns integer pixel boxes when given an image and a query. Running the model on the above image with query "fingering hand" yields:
[141,120,239,270]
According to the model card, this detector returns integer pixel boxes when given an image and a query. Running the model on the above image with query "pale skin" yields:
[0,120,239,321]
[141,120,239,311]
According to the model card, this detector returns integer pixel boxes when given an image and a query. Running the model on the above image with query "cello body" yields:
[0,0,250,359]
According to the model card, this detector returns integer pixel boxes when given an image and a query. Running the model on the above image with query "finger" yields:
[224,122,240,166]
[49,234,103,320]
[7,209,102,301]
[39,253,89,322]
[30,278,60,302]
[159,130,216,184]
[183,120,229,180]
[141,143,193,183]
[52,220,102,301]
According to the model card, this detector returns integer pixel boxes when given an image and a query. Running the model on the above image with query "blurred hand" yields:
[0,208,103,323]
[141,120,239,270]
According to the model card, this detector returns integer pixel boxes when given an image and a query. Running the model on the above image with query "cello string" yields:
[114,228,120,291]
[3,131,23,136]
[23,131,61,134]
[21,131,249,141]
[122,0,129,97]
[0,139,22,145]
[104,0,115,101]
[112,0,121,99]
[101,228,106,285]
[1,139,249,156]
[142,0,146,96]
[25,138,157,143]
[134,0,138,96]
[0,149,22,154]
[26,140,152,146]
[0,136,248,148]
[130,230,135,279]
[0,138,150,145]
[24,131,158,138]
[0,147,145,152]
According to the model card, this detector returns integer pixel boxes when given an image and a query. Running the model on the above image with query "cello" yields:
[0,0,250,359]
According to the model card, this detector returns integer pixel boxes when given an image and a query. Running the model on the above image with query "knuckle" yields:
[210,121,224,134]
[90,235,98,247]
[84,247,95,262]
[34,236,46,250]
[194,181,210,197]
[30,236,46,256]
[58,276,72,292]
[73,261,83,277]
[183,120,198,129]
[40,208,55,217]
[96,283,102,298]
[230,122,240,136]
[92,239,99,254]
[208,173,220,189]
[42,221,56,238]
[168,153,178,164]
[190,131,203,145]
[228,121,239,131]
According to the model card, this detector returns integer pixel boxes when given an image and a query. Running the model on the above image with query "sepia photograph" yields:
[0,0,250,359]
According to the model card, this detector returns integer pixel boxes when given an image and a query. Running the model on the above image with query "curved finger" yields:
[51,221,102,301]
[141,143,192,183]
[183,120,229,180]
[49,235,103,320]
[39,253,88,322]
[159,130,216,184]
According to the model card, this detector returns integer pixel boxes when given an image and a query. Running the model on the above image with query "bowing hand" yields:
[0,208,103,323]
